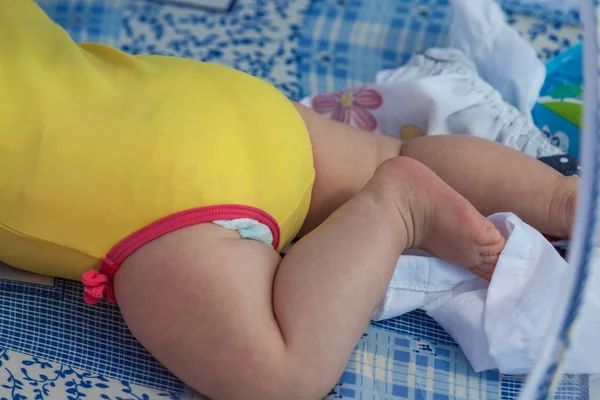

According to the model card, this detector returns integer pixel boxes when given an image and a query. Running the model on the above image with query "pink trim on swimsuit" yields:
[81,205,281,305]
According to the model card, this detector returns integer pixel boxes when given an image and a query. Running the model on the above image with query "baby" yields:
[1,1,578,399]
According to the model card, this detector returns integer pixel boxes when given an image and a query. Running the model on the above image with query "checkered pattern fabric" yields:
[0,279,184,394]
[330,313,502,400]
[35,0,122,44]
[342,312,588,399]
[297,0,452,96]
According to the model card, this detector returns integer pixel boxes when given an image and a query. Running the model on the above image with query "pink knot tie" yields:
[82,269,117,305]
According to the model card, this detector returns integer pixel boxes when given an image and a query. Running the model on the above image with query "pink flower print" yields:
[312,88,383,131]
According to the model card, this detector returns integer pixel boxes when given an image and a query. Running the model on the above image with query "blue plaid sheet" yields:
[297,0,452,97]
[0,279,183,394]
[35,0,122,44]
[328,312,588,399]
[296,0,584,97]
[0,1,588,399]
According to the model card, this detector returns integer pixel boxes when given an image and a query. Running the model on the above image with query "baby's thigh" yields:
[113,223,286,398]
[294,103,402,234]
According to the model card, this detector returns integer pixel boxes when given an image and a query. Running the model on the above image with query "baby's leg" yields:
[399,135,577,238]
[114,158,503,399]
[298,103,576,240]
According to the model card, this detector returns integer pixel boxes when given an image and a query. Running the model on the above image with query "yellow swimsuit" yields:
[0,0,315,303]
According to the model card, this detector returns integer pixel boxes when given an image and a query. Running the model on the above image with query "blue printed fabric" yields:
[35,0,122,44]
[498,0,581,25]
[0,278,184,395]
[120,0,307,100]
[295,0,583,97]
[297,0,452,96]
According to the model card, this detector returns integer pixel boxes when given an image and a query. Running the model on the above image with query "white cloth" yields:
[372,214,600,375]
[448,0,546,114]
[374,48,558,158]
[300,0,561,158]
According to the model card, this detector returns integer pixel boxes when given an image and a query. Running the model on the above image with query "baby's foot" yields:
[374,157,506,280]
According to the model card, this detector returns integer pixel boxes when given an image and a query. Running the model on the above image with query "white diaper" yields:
[213,218,273,246]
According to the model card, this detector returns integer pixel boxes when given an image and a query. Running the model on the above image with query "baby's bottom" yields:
[114,106,577,399]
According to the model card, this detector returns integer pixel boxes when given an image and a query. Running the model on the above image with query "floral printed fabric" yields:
[312,88,383,131]
[0,348,181,400]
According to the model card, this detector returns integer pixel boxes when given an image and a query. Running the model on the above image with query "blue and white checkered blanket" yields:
[36,0,122,44]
